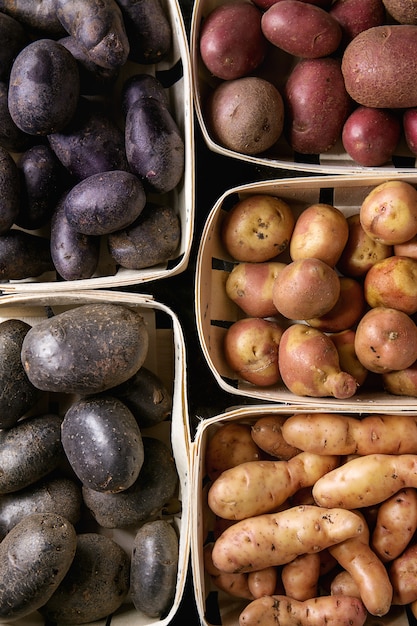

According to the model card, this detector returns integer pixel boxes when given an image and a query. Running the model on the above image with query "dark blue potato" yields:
[21,303,149,394]
[0,318,41,429]
[115,0,172,64]
[55,0,130,70]
[0,413,64,494]
[0,0,67,37]
[0,229,54,280]
[108,202,181,269]
[82,436,179,528]
[16,144,69,230]
[61,395,144,493]
[125,96,185,194]
[131,520,179,618]
[0,146,20,234]
[0,512,77,621]
[0,475,82,540]
[8,38,80,136]
[64,169,146,235]
[121,73,170,117]
[41,533,130,624]
[59,35,120,96]
[111,365,173,428]
[0,82,33,152]
[0,12,28,81]
[50,194,100,281]
[48,97,129,181]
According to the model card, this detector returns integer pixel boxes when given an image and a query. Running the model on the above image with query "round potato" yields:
[225,261,285,317]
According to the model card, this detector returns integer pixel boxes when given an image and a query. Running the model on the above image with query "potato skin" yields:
[8,39,80,135]
[0,318,40,429]
[108,202,181,269]
[0,12,28,81]
[121,73,169,116]
[0,82,33,153]
[41,533,130,624]
[0,0,66,37]
[0,230,54,280]
[21,303,149,394]
[284,57,352,154]
[116,0,172,64]
[130,520,179,618]
[261,0,342,58]
[61,395,144,493]
[0,512,77,621]
[0,145,20,234]
[342,25,417,108]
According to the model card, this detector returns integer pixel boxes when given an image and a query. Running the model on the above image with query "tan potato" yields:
[389,541,417,605]
[382,359,417,396]
[225,261,285,318]
[371,488,417,562]
[337,213,392,278]
[306,277,365,333]
[251,414,301,460]
[282,413,417,456]
[354,306,417,373]
[328,517,393,616]
[394,233,417,258]
[205,422,263,482]
[331,329,369,387]
[204,543,254,600]
[364,255,417,315]
[359,180,417,246]
[281,553,321,601]
[221,195,295,263]
[272,258,341,320]
[313,453,417,509]
[382,0,417,24]
[238,594,367,626]
[247,567,279,599]
[207,451,340,520]
[211,505,365,573]
[290,204,349,266]
[330,570,361,599]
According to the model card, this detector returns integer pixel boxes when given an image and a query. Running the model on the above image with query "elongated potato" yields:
[211,505,365,573]
[208,452,340,520]
[248,567,279,599]
[371,488,417,562]
[251,414,301,460]
[389,541,417,605]
[313,453,417,509]
[281,553,321,601]
[239,594,367,626]
[205,422,262,482]
[282,413,417,455]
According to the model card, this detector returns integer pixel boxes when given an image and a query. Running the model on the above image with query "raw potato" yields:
[238,594,367,626]
[371,488,417,562]
[0,0,66,36]
[211,505,365,572]
[0,230,54,280]
[341,25,417,108]
[222,194,295,263]
[251,414,301,460]
[225,261,285,318]
[116,0,172,64]
[205,76,284,156]
[364,255,417,314]
[306,276,365,333]
[0,146,21,234]
[281,553,321,601]
[205,422,262,482]
[281,413,417,456]
[207,452,340,520]
[0,512,77,621]
[248,567,279,599]
[313,453,417,509]
[383,0,417,23]
[389,542,417,604]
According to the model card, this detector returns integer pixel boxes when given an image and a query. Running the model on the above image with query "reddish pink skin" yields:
[383,360,417,396]
[199,2,267,80]
[342,106,401,166]
[261,0,342,58]
[253,0,332,9]
[330,0,386,47]
[403,108,417,155]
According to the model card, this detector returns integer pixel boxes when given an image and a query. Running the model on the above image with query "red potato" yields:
[272,258,341,320]
[371,488,417,562]
[205,422,263,482]
[354,306,417,373]
[223,317,284,386]
[253,0,333,9]
[382,359,417,396]
[278,323,358,399]
[403,108,417,154]
[382,0,417,24]
[360,180,417,246]
[336,213,393,278]
[261,0,342,59]
[289,203,349,267]
[306,276,365,333]
[199,2,267,80]
[284,57,352,155]
[342,107,401,167]
[390,542,417,605]
[221,194,295,263]
[331,329,369,387]
[281,553,321,601]
[364,255,417,315]
[225,261,285,317]
[394,234,417,259]
[251,414,301,460]
[329,0,386,46]
[239,594,367,626]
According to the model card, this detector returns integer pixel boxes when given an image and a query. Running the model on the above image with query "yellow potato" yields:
[371,488,417,562]
[208,452,340,520]
[238,594,367,626]
[389,542,417,605]
[330,570,361,600]
[205,422,262,482]
[281,553,321,601]
[282,413,417,456]
[211,505,365,573]
[247,567,279,599]
[313,453,417,509]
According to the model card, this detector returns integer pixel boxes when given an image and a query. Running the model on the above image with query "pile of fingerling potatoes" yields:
[0,0,184,282]
[196,0,417,166]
